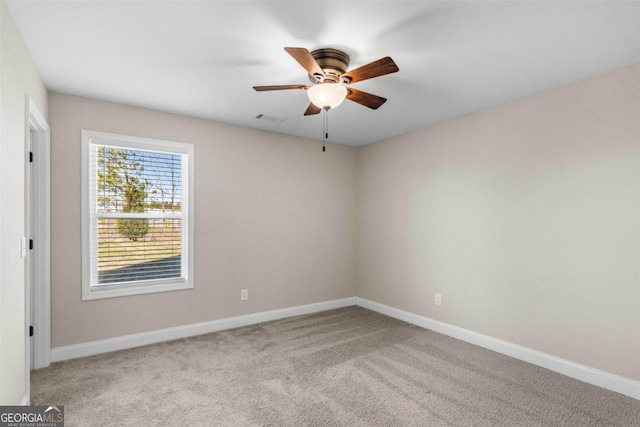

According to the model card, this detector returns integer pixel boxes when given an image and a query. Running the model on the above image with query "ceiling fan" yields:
[253,47,399,115]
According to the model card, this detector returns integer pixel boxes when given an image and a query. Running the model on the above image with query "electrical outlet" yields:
[240,289,248,301]
[435,293,442,306]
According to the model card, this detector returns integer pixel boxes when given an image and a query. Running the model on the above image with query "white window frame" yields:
[81,130,194,300]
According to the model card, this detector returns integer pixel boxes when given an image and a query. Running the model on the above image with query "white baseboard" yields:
[355,297,640,400]
[51,297,355,363]
[49,295,638,400]
[20,394,30,406]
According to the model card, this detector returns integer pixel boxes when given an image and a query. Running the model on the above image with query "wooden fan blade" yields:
[304,103,322,116]
[342,57,399,84]
[284,47,324,78]
[253,84,309,91]
[346,88,387,109]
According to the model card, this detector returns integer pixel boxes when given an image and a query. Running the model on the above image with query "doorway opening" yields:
[25,97,51,384]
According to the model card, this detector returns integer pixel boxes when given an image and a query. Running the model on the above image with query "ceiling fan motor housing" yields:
[310,48,351,84]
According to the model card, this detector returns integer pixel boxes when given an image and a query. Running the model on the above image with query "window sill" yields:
[82,278,193,301]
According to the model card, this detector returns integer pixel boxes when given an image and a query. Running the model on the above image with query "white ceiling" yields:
[7,1,640,147]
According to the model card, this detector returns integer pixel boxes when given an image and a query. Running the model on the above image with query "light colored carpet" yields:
[32,306,639,426]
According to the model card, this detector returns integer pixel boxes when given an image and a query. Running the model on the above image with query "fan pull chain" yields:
[322,106,330,152]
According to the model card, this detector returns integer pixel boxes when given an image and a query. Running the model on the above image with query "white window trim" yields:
[81,130,194,300]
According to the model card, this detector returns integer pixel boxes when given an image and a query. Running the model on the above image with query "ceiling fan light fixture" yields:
[254,47,398,115]
[307,83,348,109]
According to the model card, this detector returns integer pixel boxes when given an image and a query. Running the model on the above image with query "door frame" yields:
[25,96,51,380]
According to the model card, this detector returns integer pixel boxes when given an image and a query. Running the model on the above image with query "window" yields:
[82,130,194,300]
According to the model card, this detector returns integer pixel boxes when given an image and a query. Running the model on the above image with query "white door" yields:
[27,128,36,370]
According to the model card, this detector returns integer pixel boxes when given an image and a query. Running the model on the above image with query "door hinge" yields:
[29,326,34,337]
[29,239,34,250]
[29,151,34,163]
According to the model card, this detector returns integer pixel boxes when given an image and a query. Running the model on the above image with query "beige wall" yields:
[356,63,640,381]
[45,57,640,386]
[0,0,48,404]
[49,93,357,347]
